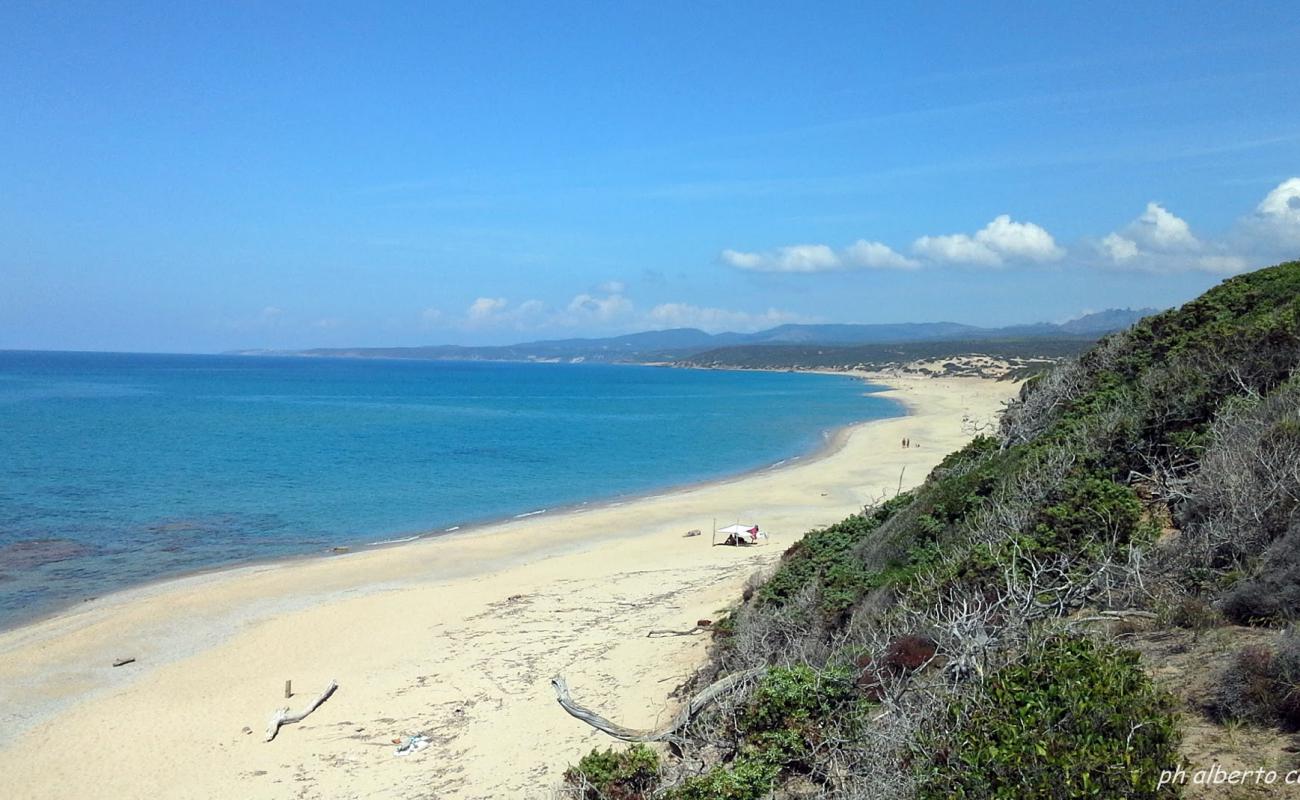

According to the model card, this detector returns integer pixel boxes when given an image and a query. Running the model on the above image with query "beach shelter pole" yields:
[711,518,716,547]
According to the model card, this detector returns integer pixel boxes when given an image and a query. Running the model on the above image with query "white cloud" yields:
[1252,177,1300,247]
[1131,202,1199,251]
[1095,200,1255,274]
[1100,233,1139,261]
[719,249,766,270]
[724,218,1063,272]
[598,280,627,294]
[1094,250,1250,275]
[842,240,920,269]
[1257,177,1300,220]
[975,215,1065,262]
[467,297,509,320]
[718,178,1300,281]
[773,244,840,272]
[647,303,802,333]
[722,240,915,272]
[1196,255,1248,274]
[462,297,548,329]
[721,244,840,273]
[912,232,1001,266]
[912,215,1063,266]
[567,291,633,322]
[458,291,639,331]
[456,289,804,335]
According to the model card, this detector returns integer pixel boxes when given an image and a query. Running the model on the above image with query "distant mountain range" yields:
[236,308,1159,364]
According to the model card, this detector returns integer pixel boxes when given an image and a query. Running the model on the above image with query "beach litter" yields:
[112,657,136,667]
[395,734,430,756]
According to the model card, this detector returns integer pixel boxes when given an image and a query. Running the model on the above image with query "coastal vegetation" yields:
[262,312,1147,368]
[562,260,1300,798]
[671,337,1093,379]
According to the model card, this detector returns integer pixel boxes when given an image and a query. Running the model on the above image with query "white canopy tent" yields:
[714,522,767,546]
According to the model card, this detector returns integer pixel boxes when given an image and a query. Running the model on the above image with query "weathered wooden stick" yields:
[284,679,292,699]
[1065,609,1159,630]
[264,680,338,742]
[112,657,135,667]
[646,625,706,638]
[549,668,763,742]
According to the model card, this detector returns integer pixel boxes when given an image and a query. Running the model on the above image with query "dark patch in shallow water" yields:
[144,512,288,538]
[0,538,95,570]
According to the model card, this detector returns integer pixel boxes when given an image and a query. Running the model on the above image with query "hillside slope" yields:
[559,262,1300,799]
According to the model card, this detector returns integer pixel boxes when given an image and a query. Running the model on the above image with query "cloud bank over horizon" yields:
[234,177,1300,347]
[417,290,810,337]
[722,178,1300,277]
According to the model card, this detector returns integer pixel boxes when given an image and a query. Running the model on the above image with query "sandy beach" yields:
[0,374,1015,799]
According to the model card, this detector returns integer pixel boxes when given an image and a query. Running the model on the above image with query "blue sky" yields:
[2,2,1299,352]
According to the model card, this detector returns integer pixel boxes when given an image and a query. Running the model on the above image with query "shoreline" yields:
[0,371,898,636]
[0,373,1016,799]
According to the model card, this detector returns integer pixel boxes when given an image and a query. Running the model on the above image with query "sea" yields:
[0,351,898,629]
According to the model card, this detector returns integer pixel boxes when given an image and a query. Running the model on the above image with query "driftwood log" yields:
[646,620,711,638]
[264,680,338,742]
[549,668,763,742]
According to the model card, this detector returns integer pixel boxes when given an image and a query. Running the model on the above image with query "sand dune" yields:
[0,374,1015,799]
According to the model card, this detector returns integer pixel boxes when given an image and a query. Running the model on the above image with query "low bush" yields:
[738,664,857,768]
[1213,644,1281,725]
[742,665,854,733]
[1278,629,1300,726]
[919,635,1181,799]
[856,634,938,700]
[1180,375,1300,591]
[663,758,778,800]
[756,491,929,619]
[1210,628,1300,728]
[1164,595,1222,632]
[758,514,880,612]
[658,664,863,798]
[563,744,660,800]
[1029,472,1150,554]
[1221,520,1300,625]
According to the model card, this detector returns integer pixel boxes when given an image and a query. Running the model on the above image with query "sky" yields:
[2,2,1299,352]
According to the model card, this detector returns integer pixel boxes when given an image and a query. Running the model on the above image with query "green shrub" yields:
[664,758,778,800]
[732,664,856,770]
[870,489,917,523]
[757,513,881,612]
[919,635,1181,799]
[564,744,661,800]
[1030,472,1148,554]
[741,664,855,735]
[919,437,1006,528]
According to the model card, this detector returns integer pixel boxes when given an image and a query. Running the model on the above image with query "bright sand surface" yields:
[0,374,1015,799]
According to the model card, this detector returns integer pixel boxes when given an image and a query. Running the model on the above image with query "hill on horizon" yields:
[238,308,1158,364]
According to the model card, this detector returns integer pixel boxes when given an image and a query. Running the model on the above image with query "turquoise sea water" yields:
[0,351,898,628]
